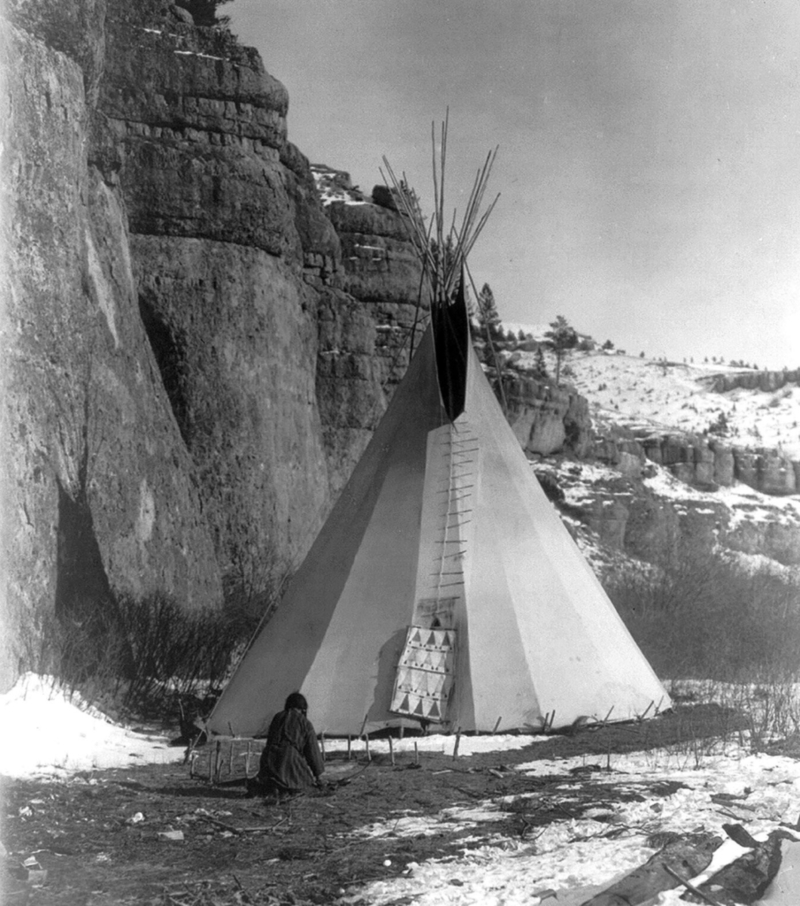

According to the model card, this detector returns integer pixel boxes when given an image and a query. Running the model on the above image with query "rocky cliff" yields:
[0,0,421,687]
[2,2,221,687]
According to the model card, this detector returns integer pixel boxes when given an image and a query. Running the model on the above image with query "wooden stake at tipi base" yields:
[204,116,670,741]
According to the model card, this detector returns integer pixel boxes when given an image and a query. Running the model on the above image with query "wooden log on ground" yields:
[758,839,800,905]
[688,829,789,905]
[579,833,720,906]
[663,866,724,905]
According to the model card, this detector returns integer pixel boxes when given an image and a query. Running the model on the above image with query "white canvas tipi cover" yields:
[207,301,670,737]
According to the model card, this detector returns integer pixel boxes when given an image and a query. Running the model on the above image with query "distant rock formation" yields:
[593,430,799,497]
[704,368,800,394]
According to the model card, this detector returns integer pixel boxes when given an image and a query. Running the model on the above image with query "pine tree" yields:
[543,315,578,385]
[476,283,502,340]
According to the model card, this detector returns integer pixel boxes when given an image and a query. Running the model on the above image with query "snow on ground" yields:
[324,733,546,759]
[5,675,800,905]
[549,453,800,528]
[0,674,177,778]
[532,455,800,583]
[500,320,800,458]
[501,321,552,344]
[310,165,370,207]
[514,346,800,458]
[0,674,539,779]
[342,742,800,906]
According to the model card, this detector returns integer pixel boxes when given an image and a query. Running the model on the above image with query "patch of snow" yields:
[310,165,370,207]
[7,674,800,906]
[324,733,547,758]
[556,350,800,459]
[0,674,177,778]
[174,50,226,60]
[344,741,800,905]
[502,321,552,343]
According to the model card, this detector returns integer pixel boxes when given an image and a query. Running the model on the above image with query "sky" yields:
[227,1,800,370]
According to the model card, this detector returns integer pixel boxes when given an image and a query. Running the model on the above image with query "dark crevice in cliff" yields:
[138,296,192,444]
[55,483,113,619]
[54,482,134,679]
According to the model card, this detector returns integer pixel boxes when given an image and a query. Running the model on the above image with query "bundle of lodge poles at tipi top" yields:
[381,111,499,343]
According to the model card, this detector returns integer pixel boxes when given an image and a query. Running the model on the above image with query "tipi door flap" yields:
[390,625,456,722]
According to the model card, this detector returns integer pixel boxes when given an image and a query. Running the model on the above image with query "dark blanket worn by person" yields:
[257,693,324,793]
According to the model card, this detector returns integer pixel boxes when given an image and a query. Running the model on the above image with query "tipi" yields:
[207,128,670,738]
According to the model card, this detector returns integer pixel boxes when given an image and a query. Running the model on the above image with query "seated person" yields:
[255,692,324,795]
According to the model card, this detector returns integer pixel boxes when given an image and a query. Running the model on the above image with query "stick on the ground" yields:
[197,813,244,836]
[663,865,724,906]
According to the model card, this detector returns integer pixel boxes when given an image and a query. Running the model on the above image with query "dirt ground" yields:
[0,704,760,906]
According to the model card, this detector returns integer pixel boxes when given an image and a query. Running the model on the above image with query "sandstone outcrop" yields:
[542,463,800,572]
[503,373,592,458]
[1,13,223,687]
[314,175,423,496]
[97,0,350,582]
[704,368,800,394]
[592,429,799,497]
[1,0,423,687]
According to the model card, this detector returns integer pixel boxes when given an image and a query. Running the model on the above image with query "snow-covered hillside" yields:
[567,352,799,459]
[504,343,800,459]
[535,458,800,583]
[491,321,800,576]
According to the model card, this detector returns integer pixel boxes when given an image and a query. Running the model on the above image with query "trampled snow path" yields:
[4,674,800,905]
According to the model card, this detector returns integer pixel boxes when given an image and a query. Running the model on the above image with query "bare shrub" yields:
[605,548,800,682]
[114,594,245,714]
[26,591,263,721]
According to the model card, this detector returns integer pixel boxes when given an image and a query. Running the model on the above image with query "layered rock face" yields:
[98,4,341,580]
[543,463,800,573]
[594,430,799,497]
[1,7,223,687]
[319,180,423,495]
[706,369,800,395]
[0,0,422,686]
[503,373,592,459]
